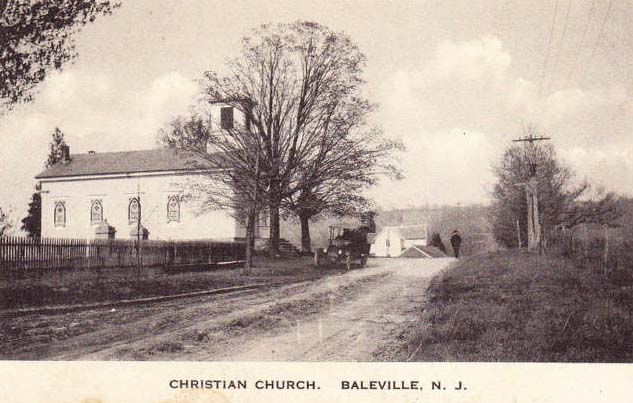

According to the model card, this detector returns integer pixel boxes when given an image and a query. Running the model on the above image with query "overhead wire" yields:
[566,0,596,82]
[547,0,572,93]
[539,0,560,97]
[582,0,613,84]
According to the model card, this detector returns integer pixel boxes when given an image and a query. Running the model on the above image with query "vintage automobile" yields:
[323,225,371,270]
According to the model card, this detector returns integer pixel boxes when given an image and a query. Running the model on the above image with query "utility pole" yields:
[244,148,261,275]
[512,131,550,252]
[136,181,142,280]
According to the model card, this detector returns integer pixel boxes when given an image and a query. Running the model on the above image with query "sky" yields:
[1,0,632,226]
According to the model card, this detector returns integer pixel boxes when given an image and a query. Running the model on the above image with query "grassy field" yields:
[399,250,633,362]
[1,256,344,310]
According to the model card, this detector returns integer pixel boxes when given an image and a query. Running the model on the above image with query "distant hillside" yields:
[376,204,488,231]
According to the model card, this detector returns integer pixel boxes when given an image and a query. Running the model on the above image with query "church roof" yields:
[35,148,215,179]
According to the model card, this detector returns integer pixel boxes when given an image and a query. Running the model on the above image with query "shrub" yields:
[429,232,447,253]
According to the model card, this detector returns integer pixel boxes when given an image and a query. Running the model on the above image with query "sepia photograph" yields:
[1,0,633,401]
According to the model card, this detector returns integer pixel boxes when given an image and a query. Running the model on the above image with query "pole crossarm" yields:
[512,136,551,143]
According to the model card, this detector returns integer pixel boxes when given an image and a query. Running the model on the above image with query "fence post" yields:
[603,224,609,276]
[584,225,589,265]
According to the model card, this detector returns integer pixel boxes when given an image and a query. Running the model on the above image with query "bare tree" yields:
[0,0,120,110]
[158,111,267,272]
[284,125,404,253]
[202,21,371,255]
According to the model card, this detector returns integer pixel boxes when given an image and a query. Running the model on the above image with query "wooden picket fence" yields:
[0,236,245,274]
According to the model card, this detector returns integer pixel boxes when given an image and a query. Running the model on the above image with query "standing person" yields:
[450,230,462,258]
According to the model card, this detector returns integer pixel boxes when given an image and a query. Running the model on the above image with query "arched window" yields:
[54,201,66,227]
[90,200,103,225]
[167,196,180,223]
[128,197,140,224]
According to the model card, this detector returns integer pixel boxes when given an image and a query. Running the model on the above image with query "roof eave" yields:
[36,167,220,181]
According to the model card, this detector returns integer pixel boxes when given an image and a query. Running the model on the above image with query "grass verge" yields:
[399,250,633,362]
[1,256,344,310]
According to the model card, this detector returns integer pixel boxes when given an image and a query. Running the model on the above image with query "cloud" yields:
[561,146,633,194]
[21,70,198,151]
[540,85,629,123]
[430,37,511,81]
[371,128,495,208]
[0,70,198,224]
[385,37,630,131]
[140,71,197,117]
[375,37,633,207]
[41,71,79,105]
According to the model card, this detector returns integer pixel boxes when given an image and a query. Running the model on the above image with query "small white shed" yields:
[369,224,428,257]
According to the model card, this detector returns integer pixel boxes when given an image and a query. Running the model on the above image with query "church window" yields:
[167,196,180,223]
[220,106,234,129]
[128,197,140,224]
[54,201,66,227]
[90,200,103,225]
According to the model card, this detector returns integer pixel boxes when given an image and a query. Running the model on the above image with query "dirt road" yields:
[1,258,452,361]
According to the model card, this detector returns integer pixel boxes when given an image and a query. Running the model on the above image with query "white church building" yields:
[36,147,250,241]
[35,103,261,241]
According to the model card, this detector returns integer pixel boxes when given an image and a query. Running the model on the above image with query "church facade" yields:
[35,147,249,241]
[34,102,266,241]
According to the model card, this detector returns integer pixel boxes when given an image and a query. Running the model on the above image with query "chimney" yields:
[61,145,70,163]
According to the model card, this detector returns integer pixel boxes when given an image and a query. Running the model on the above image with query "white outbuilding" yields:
[369,224,428,257]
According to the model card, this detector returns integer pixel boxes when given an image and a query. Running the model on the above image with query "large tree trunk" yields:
[299,212,311,255]
[243,211,256,275]
[268,197,281,256]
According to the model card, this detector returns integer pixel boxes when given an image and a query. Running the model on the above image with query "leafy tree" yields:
[491,140,619,248]
[202,21,377,255]
[159,115,209,153]
[21,127,69,238]
[360,210,377,233]
[46,127,67,167]
[21,191,40,238]
[429,232,447,254]
[0,0,120,110]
